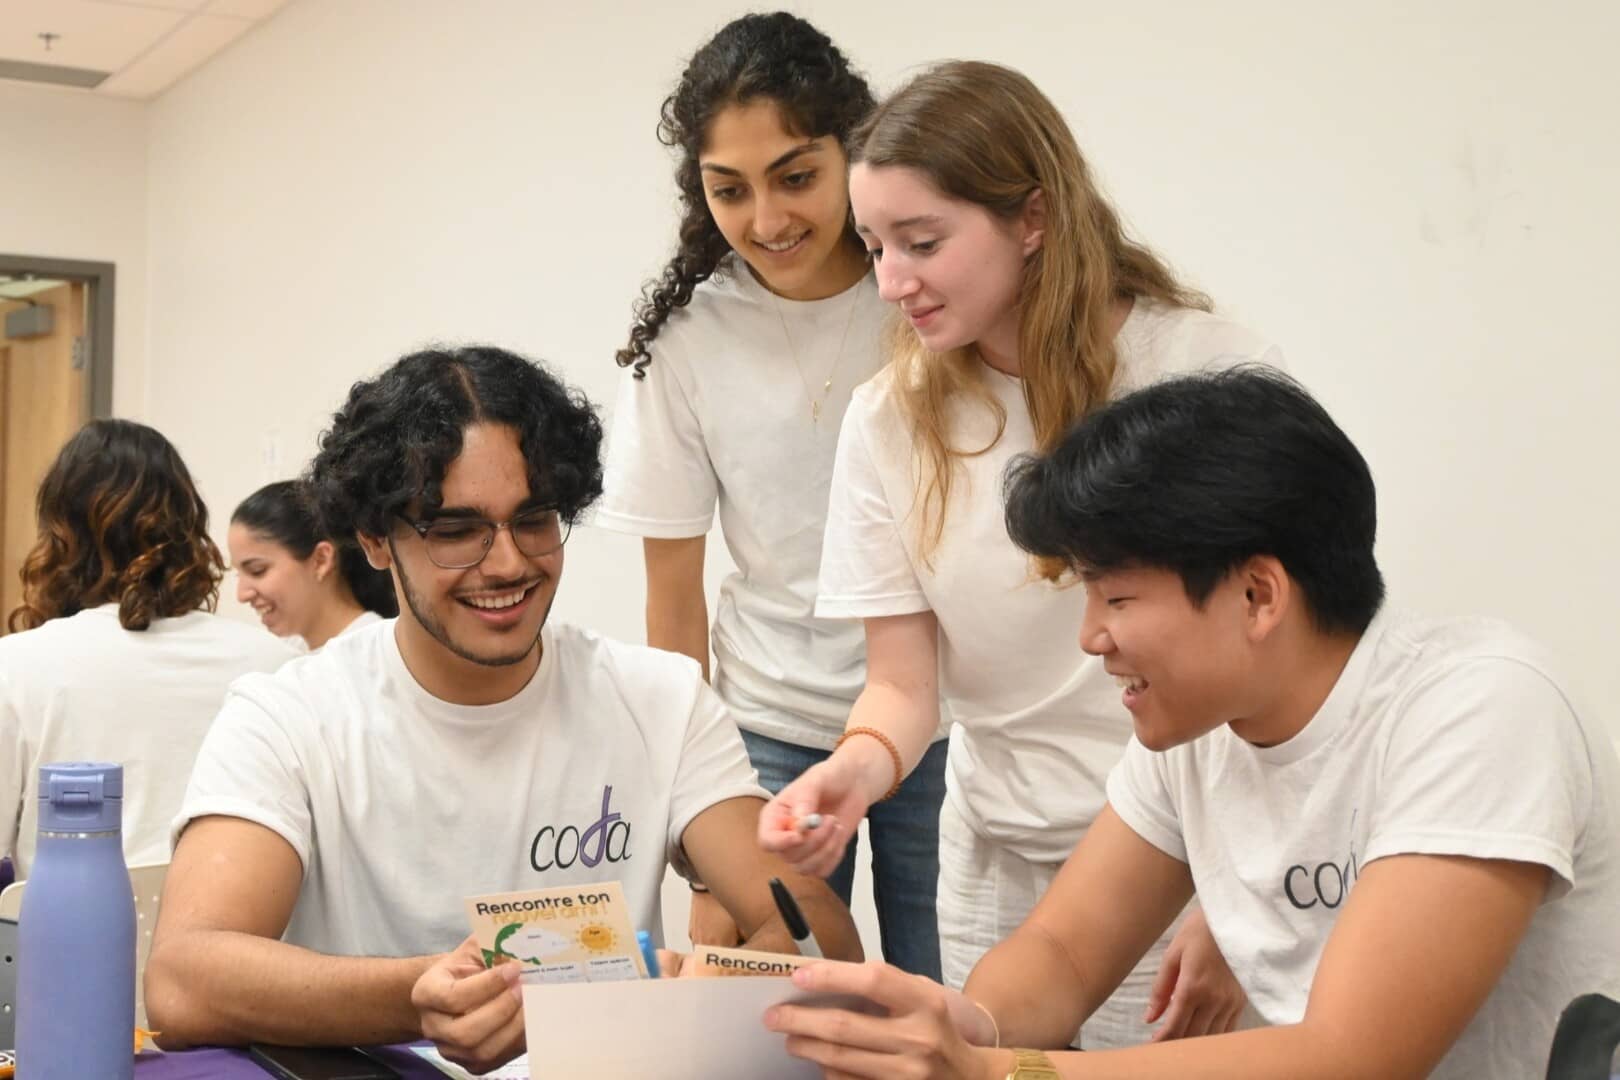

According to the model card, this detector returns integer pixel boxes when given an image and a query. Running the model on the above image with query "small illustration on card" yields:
[465,881,644,984]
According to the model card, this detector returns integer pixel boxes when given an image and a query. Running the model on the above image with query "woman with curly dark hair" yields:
[595,12,945,976]
[1,419,290,875]
[229,479,398,651]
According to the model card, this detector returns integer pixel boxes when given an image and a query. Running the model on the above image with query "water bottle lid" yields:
[37,762,124,833]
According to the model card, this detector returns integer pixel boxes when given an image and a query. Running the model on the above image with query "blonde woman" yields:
[762,61,1282,1048]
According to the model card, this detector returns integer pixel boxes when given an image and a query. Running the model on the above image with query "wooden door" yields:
[0,282,89,631]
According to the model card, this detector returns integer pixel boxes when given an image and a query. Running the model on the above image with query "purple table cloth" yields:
[135,1042,449,1079]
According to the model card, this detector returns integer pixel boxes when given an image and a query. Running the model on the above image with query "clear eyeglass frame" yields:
[399,507,571,569]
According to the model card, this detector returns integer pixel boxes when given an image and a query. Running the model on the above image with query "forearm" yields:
[966,923,1096,1050]
[646,597,709,679]
[146,929,436,1048]
[982,1020,1387,1080]
[643,537,709,679]
[838,681,940,803]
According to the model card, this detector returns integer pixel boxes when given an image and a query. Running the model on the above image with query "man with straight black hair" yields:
[763,366,1620,1080]
[146,346,859,1073]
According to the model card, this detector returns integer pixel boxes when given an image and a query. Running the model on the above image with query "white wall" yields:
[132,0,1618,947]
[0,81,148,417]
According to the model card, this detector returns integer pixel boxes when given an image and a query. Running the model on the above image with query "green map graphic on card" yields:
[465,881,645,983]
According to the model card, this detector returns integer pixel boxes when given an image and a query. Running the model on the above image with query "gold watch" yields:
[1005,1047,1059,1079]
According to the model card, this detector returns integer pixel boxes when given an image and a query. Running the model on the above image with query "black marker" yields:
[769,876,824,959]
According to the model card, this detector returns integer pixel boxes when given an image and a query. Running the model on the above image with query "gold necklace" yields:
[770,281,863,427]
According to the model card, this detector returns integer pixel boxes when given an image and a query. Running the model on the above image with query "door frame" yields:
[0,254,116,419]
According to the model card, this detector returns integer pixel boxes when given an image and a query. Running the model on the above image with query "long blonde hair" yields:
[851,61,1209,561]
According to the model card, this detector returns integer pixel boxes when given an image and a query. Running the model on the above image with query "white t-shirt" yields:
[1107,611,1620,1079]
[596,257,899,749]
[0,605,293,875]
[173,618,768,958]
[285,608,386,654]
[342,610,385,636]
[818,300,1281,860]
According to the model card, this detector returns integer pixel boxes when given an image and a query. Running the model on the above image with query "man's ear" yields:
[1021,188,1046,258]
[356,530,392,571]
[1239,555,1291,643]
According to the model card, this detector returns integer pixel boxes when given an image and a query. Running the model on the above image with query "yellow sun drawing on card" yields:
[577,922,619,953]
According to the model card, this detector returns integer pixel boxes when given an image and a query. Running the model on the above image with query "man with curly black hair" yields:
[146,346,860,1067]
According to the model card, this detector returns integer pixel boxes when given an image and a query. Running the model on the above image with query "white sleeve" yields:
[171,679,316,874]
[0,669,22,863]
[1105,737,1189,862]
[593,350,718,538]
[666,678,770,878]
[815,401,929,619]
[1366,658,1591,899]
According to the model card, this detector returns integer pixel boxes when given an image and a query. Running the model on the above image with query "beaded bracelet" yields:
[835,725,904,803]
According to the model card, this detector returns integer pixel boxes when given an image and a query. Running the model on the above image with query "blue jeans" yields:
[742,729,946,980]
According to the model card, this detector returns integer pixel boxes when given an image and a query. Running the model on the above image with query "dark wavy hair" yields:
[1003,366,1385,636]
[308,346,604,544]
[7,419,225,633]
[232,480,398,617]
[614,11,876,378]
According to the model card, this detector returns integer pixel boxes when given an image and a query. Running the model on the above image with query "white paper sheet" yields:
[521,976,868,1078]
[412,1045,530,1079]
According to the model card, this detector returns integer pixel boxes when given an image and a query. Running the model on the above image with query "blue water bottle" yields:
[17,763,136,1079]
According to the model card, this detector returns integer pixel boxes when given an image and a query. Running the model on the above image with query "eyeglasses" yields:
[399,507,571,569]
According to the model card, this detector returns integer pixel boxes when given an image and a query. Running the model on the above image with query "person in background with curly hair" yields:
[229,479,398,650]
[145,345,860,1069]
[596,11,947,977]
[0,419,292,877]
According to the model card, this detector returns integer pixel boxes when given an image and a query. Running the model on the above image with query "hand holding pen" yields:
[757,756,870,879]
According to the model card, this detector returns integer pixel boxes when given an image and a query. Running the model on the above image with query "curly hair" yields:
[614,12,876,378]
[232,480,398,617]
[7,419,225,633]
[308,345,604,544]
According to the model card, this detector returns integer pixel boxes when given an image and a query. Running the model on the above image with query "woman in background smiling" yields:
[229,479,396,651]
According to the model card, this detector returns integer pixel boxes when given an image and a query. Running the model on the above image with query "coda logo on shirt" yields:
[529,785,633,872]
[1281,811,1362,911]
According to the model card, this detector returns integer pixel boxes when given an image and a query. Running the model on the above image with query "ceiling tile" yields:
[90,0,214,10]
[96,12,254,98]
[207,0,289,19]
[0,0,187,73]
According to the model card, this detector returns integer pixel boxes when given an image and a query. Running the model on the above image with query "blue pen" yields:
[637,929,661,978]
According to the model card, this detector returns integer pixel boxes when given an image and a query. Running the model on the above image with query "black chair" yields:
[1547,993,1620,1080]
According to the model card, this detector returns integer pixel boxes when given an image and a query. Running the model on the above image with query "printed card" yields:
[690,943,816,977]
[465,882,644,984]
